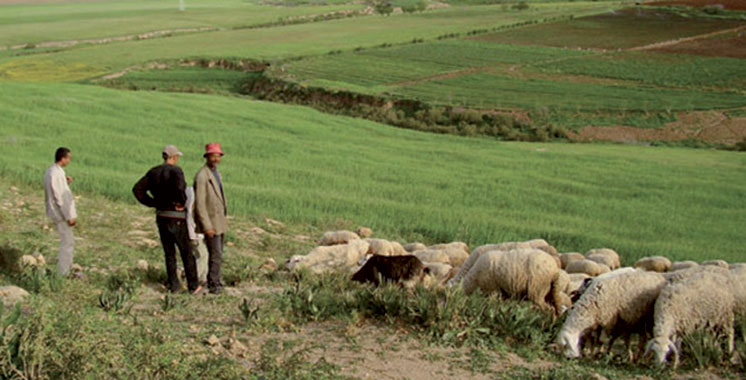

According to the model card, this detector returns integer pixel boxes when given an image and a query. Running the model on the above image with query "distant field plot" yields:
[652,30,746,59]
[0,0,361,46]
[644,0,746,10]
[471,8,745,49]
[391,72,746,111]
[532,51,746,90]
[276,40,590,93]
[0,2,614,82]
[101,66,258,94]
[1,82,745,262]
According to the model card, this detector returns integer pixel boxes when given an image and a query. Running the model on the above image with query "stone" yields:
[260,258,278,273]
[205,334,220,346]
[135,260,149,271]
[0,285,30,308]
[19,255,37,268]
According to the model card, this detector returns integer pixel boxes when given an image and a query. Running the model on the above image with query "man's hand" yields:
[66,176,74,185]
[67,218,76,226]
[205,229,216,238]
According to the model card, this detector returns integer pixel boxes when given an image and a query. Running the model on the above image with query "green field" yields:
[2,82,745,264]
[0,2,616,81]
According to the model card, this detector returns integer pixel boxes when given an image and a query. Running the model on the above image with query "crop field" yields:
[2,0,746,378]
[644,0,746,10]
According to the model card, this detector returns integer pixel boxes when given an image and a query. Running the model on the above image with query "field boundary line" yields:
[627,25,746,52]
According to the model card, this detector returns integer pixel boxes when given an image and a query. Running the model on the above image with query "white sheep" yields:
[568,273,591,295]
[355,226,373,238]
[448,239,556,286]
[414,247,468,267]
[646,271,735,368]
[319,230,360,246]
[670,261,698,272]
[701,259,729,268]
[565,259,608,277]
[461,248,564,315]
[585,248,620,270]
[404,242,426,253]
[364,238,408,256]
[560,252,585,270]
[427,241,469,255]
[286,239,370,274]
[423,262,453,284]
[634,256,671,272]
[557,268,665,360]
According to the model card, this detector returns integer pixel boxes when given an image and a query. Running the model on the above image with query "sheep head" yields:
[556,329,581,358]
[285,255,306,271]
[645,337,676,365]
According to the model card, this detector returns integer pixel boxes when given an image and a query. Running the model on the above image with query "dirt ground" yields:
[652,30,746,58]
[644,0,746,10]
[568,111,746,145]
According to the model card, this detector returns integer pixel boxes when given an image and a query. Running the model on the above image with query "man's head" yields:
[162,145,182,165]
[55,147,71,167]
[203,143,224,168]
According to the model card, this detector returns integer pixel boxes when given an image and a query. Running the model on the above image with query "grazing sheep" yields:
[461,248,564,315]
[364,238,408,256]
[586,248,620,270]
[634,256,671,273]
[670,261,698,272]
[701,259,729,268]
[557,269,665,360]
[351,255,430,288]
[355,227,373,238]
[404,242,426,253]
[286,239,370,274]
[319,230,360,246]
[646,271,735,368]
[449,239,556,286]
[568,273,591,295]
[729,263,746,271]
[565,259,606,277]
[415,247,468,267]
[428,242,469,255]
[560,253,585,270]
[423,262,453,284]
[556,270,571,294]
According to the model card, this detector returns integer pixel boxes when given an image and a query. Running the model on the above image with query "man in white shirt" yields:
[44,147,77,276]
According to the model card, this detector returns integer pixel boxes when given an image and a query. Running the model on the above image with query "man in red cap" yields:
[193,143,227,294]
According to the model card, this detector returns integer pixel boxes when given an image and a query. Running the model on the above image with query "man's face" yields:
[59,153,71,167]
[206,153,222,167]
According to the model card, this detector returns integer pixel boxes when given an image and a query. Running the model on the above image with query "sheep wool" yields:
[404,242,426,253]
[364,238,408,256]
[634,256,671,273]
[565,259,605,277]
[448,239,554,286]
[355,227,373,238]
[461,248,564,315]
[414,247,468,267]
[670,261,698,272]
[286,239,370,274]
[560,253,585,270]
[319,230,361,246]
[701,259,729,268]
[647,271,735,368]
[585,248,621,270]
[427,242,469,255]
[556,269,665,359]
[424,262,453,284]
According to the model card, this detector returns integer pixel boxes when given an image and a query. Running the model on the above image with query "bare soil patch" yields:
[652,29,746,58]
[568,110,746,145]
[644,0,746,10]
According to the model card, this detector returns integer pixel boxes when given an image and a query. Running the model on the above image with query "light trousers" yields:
[56,221,74,275]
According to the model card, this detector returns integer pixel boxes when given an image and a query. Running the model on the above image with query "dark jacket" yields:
[132,164,187,211]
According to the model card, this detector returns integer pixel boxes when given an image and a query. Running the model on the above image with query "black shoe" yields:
[208,287,223,295]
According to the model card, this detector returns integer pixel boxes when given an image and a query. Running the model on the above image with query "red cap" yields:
[204,143,224,157]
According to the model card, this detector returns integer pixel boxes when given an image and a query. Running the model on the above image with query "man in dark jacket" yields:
[133,145,201,294]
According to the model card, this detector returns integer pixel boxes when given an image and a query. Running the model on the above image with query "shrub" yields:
[512,1,529,10]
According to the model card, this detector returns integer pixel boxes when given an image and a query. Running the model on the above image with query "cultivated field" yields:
[1,0,746,378]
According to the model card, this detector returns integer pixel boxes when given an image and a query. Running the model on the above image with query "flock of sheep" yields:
[284,228,745,368]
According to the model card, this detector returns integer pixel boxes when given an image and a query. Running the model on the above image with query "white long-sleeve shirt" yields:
[185,186,204,242]
[44,163,77,223]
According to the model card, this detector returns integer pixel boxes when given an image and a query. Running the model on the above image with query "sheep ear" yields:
[642,340,653,359]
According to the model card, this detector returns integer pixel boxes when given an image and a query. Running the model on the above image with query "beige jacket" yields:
[193,166,227,235]
[44,164,77,223]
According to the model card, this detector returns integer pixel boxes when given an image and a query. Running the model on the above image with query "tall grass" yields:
[0,82,744,263]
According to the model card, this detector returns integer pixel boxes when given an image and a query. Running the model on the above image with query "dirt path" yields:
[0,27,219,51]
[627,25,746,52]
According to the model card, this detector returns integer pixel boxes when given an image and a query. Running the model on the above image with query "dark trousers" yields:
[156,217,199,292]
[205,234,224,292]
